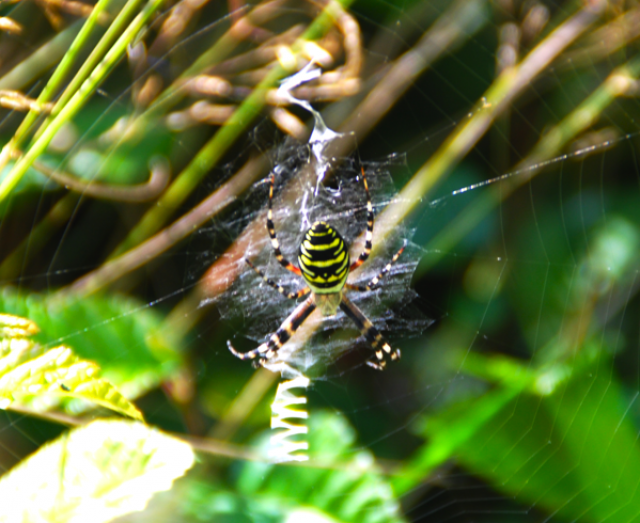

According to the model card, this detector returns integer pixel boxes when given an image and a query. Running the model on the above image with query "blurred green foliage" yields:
[1,0,640,521]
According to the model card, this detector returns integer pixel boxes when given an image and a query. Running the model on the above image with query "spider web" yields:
[1,0,640,522]
[204,132,425,375]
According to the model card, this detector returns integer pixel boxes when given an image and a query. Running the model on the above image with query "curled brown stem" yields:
[30,158,170,203]
[364,0,604,266]
[36,0,109,25]
[169,0,362,129]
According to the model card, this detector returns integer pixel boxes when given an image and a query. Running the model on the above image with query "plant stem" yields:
[0,0,167,204]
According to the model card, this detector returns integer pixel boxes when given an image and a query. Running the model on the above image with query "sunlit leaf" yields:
[0,419,195,523]
[0,287,184,400]
[0,312,143,420]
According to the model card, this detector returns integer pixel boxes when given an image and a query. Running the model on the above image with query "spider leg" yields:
[228,295,316,365]
[339,294,400,370]
[245,258,310,299]
[349,166,374,272]
[346,240,407,292]
[267,173,302,275]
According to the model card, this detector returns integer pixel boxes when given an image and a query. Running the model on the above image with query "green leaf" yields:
[454,362,640,521]
[0,419,195,523]
[0,313,143,420]
[0,287,183,401]
[393,385,519,495]
[231,411,405,523]
[398,347,640,522]
[181,411,404,523]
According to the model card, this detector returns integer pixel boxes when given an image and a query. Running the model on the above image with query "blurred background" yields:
[1,0,640,521]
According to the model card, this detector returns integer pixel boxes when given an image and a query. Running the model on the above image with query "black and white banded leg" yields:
[349,167,375,272]
[339,295,401,370]
[244,258,310,299]
[227,295,316,367]
[267,174,302,276]
[346,240,407,292]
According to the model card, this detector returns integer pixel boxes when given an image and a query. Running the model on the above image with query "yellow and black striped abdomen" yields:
[298,221,350,294]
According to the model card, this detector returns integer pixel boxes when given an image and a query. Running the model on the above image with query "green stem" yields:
[113,65,284,254]
[13,0,122,148]
[34,0,146,139]
[365,4,602,264]
[0,0,167,204]
[419,53,640,277]
[112,0,353,255]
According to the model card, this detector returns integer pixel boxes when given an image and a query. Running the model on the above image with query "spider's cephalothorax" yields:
[227,168,406,370]
[298,221,349,316]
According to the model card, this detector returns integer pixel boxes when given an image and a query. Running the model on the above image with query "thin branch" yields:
[65,153,269,296]
[32,158,170,202]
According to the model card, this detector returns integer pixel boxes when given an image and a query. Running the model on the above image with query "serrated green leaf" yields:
[0,287,184,401]
[0,419,195,523]
[0,313,143,420]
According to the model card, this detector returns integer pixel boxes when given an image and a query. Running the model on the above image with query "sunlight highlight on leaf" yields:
[0,313,143,420]
[0,288,183,401]
[0,419,195,523]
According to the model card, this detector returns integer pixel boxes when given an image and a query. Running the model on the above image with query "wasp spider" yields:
[227,168,406,370]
